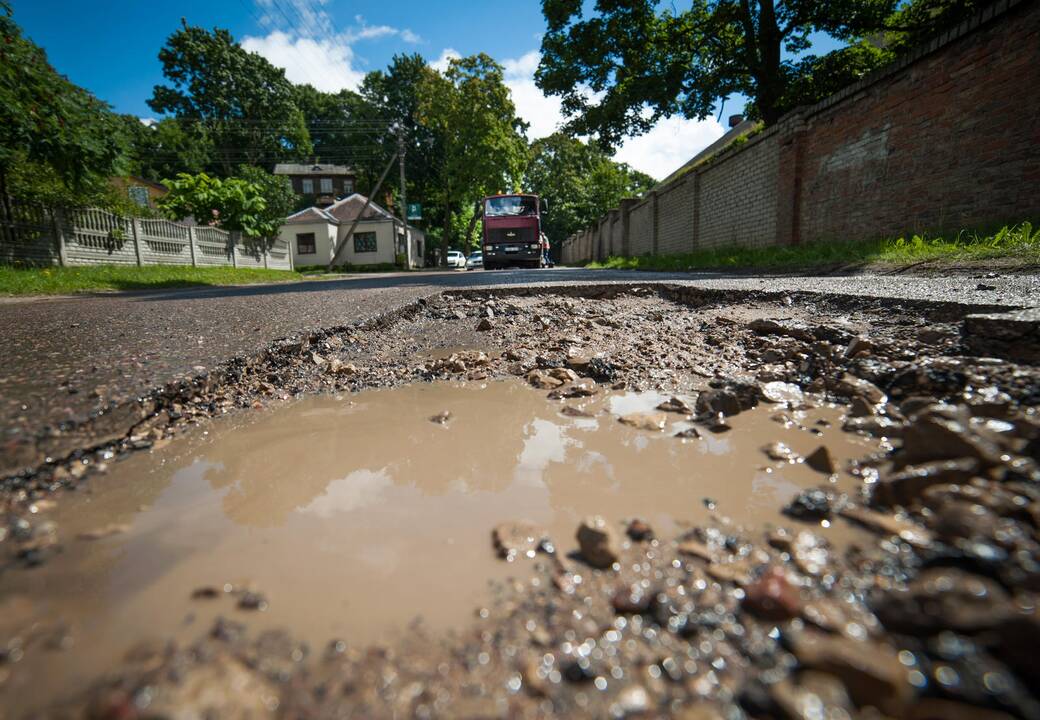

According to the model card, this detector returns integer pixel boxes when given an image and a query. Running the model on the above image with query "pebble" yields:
[576,516,621,569]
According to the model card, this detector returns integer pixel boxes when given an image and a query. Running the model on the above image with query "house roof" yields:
[283,206,339,225]
[273,163,355,176]
[324,193,396,224]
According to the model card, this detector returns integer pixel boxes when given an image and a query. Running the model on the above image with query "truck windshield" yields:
[485,196,537,217]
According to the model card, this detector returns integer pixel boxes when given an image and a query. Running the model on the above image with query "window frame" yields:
[320,177,333,193]
[353,231,377,254]
[296,232,317,255]
[301,178,314,194]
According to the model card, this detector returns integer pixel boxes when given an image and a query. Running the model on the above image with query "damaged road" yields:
[1,274,1039,719]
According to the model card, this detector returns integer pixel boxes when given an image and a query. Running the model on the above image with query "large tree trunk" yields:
[738,0,785,124]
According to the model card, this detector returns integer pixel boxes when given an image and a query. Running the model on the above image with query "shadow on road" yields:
[128,268,720,303]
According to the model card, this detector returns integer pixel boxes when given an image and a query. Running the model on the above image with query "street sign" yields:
[407,203,422,220]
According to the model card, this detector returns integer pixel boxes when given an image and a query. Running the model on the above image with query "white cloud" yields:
[139,117,158,127]
[502,51,565,139]
[499,50,725,180]
[613,115,725,180]
[430,48,460,73]
[242,30,364,92]
[245,4,421,92]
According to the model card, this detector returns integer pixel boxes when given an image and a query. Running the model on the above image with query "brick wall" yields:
[560,0,1040,263]
[698,131,780,249]
[797,0,1040,242]
[629,199,654,255]
[656,178,697,255]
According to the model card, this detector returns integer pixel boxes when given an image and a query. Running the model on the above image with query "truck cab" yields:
[482,194,545,270]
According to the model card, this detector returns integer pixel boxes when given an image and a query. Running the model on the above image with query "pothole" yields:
[2,286,1038,719]
[1,377,883,712]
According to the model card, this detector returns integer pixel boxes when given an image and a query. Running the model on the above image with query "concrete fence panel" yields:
[65,208,137,266]
[1,199,290,272]
[138,218,192,265]
[0,198,57,265]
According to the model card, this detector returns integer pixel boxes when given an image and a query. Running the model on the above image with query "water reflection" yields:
[2,379,880,715]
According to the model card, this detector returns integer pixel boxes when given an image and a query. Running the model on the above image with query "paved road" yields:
[1,267,1037,446]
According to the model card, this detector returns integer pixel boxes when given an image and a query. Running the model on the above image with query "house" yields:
[273,163,356,207]
[110,175,168,209]
[279,194,424,269]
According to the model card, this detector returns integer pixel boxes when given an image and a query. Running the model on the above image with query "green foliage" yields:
[419,54,530,256]
[781,40,894,109]
[158,168,292,238]
[535,0,983,144]
[586,222,1040,271]
[148,23,311,175]
[360,55,445,209]
[294,84,374,178]
[525,133,655,243]
[121,116,212,183]
[0,264,299,296]
[0,4,128,191]
[2,154,151,214]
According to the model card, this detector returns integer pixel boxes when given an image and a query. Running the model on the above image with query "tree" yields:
[537,0,997,144]
[0,3,128,196]
[120,116,212,184]
[361,55,445,212]
[148,23,310,176]
[294,84,374,170]
[536,0,903,144]
[419,54,529,262]
[525,133,655,243]
[157,167,292,239]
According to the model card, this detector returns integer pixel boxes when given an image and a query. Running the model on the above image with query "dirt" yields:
[1,284,1038,719]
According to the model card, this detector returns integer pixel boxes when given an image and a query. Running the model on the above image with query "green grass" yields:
[0,264,304,296]
[586,222,1040,272]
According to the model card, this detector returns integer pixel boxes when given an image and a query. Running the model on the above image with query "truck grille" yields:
[486,227,536,245]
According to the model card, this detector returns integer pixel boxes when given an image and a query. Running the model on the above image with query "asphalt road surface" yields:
[1,267,1037,446]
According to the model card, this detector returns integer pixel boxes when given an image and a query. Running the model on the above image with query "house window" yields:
[128,186,150,207]
[344,180,354,193]
[320,178,333,193]
[302,178,314,194]
[296,232,316,254]
[354,231,377,253]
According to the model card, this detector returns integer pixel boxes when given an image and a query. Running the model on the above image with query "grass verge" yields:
[0,265,303,296]
[586,222,1040,272]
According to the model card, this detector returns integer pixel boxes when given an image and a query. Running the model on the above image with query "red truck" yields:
[481,193,549,270]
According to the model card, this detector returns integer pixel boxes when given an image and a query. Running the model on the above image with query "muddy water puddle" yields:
[2,378,879,712]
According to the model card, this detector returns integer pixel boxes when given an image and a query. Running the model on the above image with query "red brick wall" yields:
[795,0,1040,243]
[562,0,1040,263]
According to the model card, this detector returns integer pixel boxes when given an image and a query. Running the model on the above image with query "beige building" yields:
[279,194,424,269]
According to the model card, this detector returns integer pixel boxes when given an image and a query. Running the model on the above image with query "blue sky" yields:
[13,1,840,179]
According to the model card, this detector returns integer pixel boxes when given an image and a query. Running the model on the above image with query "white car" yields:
[446,250,466,269]
[465,251,483,270]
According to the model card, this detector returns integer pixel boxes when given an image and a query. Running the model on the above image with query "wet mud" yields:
[1,284,1038,719]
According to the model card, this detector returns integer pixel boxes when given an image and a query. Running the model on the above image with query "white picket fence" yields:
[0,198,293,271]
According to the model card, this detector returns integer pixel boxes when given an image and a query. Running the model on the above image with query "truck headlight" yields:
[529,243,539,250]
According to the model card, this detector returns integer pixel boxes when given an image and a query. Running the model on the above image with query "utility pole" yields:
[397,128,412,270]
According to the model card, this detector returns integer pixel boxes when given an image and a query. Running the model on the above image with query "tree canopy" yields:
[536,0,992,145]
[525,133,655,243]
[147,23,311,175]
[157,166,294,239]
[0,3,128,195]
[419,54,529,258]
